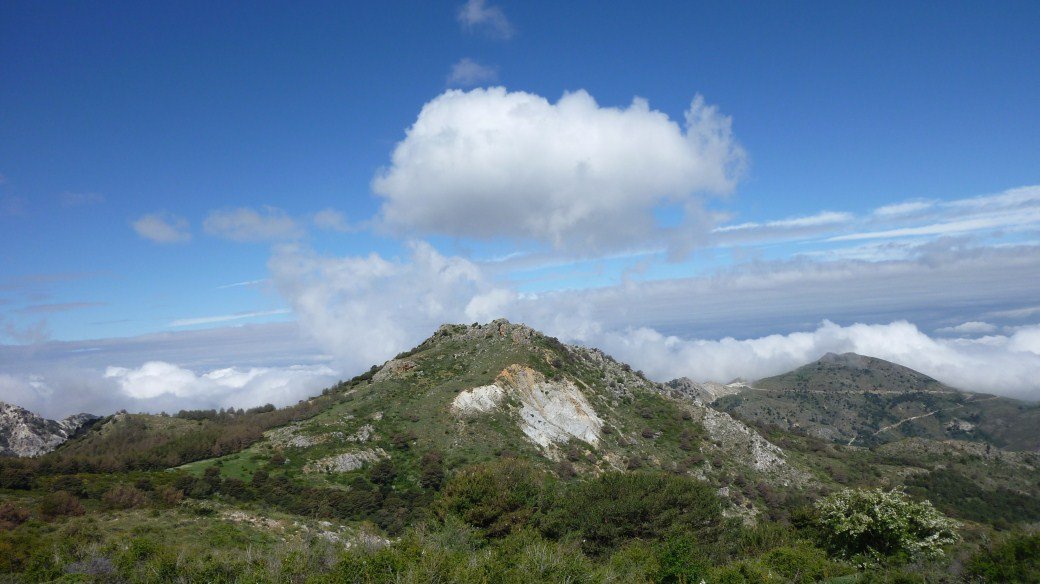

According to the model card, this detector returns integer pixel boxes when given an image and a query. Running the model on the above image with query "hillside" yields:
[713,352,1040,449]
[175,320,804,499]
[1,323,1038,581]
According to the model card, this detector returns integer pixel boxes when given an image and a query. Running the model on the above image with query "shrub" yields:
[543,472,722,555]
[965,530,1040,583]
[49,475,86,497]
[812,488,959,561]
[38,490,85,520]
[154,485,184,506]
[419,451,445,490]
[435,458,547,537]
[654,533,711,583]
[0,502,30,530]
[102,484,149,510]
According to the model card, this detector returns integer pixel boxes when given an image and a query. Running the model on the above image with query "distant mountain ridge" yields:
[713,352,1040,450]
[0,401,98,457]
[756,352,957,394]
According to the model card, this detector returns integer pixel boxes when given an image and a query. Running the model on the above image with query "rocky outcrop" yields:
[501,365,604,448]
[0,401,99,457]
[304,448,387,473]
[452,384,506,414]
[452,364,604,449]
[666,377,747,403]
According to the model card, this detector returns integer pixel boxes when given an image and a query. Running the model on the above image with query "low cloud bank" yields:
[0,362,338,419]
[269,244,1040,401]
[588,321,1040,400]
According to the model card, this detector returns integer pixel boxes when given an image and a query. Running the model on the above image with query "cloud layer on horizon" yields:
[267,240,1040,401]
[0,361,337,420]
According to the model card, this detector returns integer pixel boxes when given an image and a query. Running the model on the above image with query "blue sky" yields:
[2,1,1039,416]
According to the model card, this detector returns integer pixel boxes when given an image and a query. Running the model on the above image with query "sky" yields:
[1,1,1039,417]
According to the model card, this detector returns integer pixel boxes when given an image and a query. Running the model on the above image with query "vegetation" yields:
[0,321,1037,581]
[811,488,960,562]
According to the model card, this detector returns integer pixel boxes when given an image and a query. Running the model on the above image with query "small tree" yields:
[813,488,959,562]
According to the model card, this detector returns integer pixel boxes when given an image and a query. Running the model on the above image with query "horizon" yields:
[2,1,1039,418]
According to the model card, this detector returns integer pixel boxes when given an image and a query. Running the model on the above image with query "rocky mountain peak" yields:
[0,401,99,457]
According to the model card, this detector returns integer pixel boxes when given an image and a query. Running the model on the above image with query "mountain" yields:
[166,320,806,493]
[3,322,1039,581]
[712,352,1040,450]
[0,401,98,457]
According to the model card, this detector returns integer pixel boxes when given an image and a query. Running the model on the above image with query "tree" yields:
[812,488,959,561]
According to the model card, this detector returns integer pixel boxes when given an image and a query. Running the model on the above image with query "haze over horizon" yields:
[2,1,1039,417]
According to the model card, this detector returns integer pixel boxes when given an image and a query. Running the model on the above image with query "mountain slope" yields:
[0,402,97,457]
[172,320,806,507]
[713,352,1040,450]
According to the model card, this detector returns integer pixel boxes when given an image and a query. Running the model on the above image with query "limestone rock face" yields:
[502,365,604,448]
[0,401,99,457]
[451,384,506,414]
[452,364,603,449]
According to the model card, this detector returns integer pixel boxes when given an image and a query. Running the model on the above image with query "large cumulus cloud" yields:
[372,88,746,254]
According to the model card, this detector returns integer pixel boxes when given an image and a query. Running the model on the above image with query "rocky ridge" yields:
[0,401,99,457]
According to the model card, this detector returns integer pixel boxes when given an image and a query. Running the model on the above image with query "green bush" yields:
[965,530,1040,583]
[38,490,85,520]
[435,458,548,537]
[812,488,959,561]
[542,472,722,555]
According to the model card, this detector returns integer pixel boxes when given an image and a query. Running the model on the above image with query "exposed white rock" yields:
[347,424,375,442]
[451,365,603,449]
[451,384,505,414]
[266,423,327,448]
[666,377,745,403]
[701,407,787,474]
[0,401,98,457]
[500,365,603,448]
[304,448,387,473]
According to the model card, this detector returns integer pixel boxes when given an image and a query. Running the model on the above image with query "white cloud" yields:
[584,320,1040,400]
[373,88,746,254]
[269,241,509,373]
[0,360,338,419]
[168,308,291,327]
[133,212,192,243]
[457,0,514,39]
[714,211,853,233]
[216,278,269,290]
[265,236,1040,401]
[204,206,304,242]
[104,361,336,405]
[313,208,351,232]
[936,321,998,335]
[873,200,935,217]
[447,58,498,87]
[945,185,1040,211]
[828,207,1040,242]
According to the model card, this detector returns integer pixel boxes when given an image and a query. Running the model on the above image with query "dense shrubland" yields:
[1,453,1016,582]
